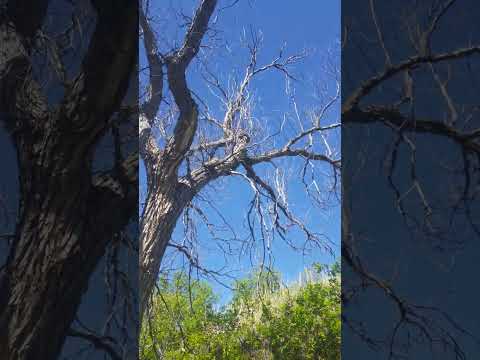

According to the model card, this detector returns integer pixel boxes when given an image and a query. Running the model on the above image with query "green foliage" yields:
[140,263,340,360]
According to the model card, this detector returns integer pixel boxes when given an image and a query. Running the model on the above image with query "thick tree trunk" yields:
[138,0,220,320]
[0,210,104,359]
[0,126,137,360]
[139,181,194,319]
[0,141,93,358]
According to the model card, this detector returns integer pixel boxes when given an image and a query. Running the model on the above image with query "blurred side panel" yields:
[0,1,139,359]
[342,1,480,359]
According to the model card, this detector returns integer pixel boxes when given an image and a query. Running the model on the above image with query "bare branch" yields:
[139,9,163,122]
[162,0,218,177]
[344,46,480,111]
[67,329,122,360]
[247,148,341,168]
[343,106,480,154]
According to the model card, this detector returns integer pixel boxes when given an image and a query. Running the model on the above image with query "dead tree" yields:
[139,0,340,319]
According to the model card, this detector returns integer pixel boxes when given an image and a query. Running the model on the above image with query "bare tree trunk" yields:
[138,1,220,318]
[139,181,194,318]
[0,206,103,360]
[0,126,137,359]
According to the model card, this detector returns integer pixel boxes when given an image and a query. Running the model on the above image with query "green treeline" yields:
[140,263,340,360]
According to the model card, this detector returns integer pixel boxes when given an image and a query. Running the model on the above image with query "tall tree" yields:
[139,0,340,319]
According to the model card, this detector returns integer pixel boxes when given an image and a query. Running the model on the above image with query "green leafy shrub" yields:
[140,263,340,360]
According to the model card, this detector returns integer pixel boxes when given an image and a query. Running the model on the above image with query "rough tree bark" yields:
[0,1,138,359]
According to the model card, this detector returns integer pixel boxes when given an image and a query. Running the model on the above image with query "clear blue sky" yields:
[140,0,340,303]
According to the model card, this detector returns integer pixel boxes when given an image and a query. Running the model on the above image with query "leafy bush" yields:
[140,263,340,360]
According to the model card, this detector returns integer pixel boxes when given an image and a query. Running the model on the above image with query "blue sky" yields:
[140,0,341,303]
